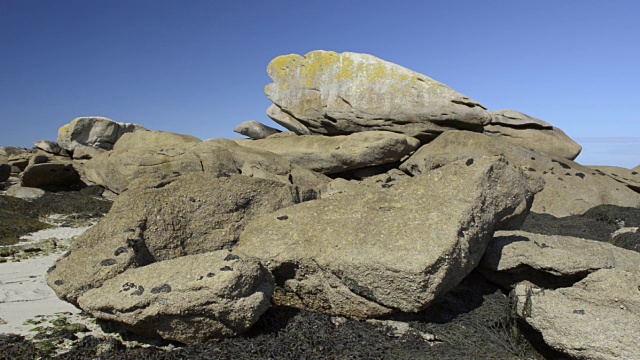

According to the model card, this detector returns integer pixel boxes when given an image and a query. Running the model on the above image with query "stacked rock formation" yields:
[34,51,640,358]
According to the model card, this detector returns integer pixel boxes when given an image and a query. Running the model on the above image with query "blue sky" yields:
[1,0,638,168]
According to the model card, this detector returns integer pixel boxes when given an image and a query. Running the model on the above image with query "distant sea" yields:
[574,137,640,168]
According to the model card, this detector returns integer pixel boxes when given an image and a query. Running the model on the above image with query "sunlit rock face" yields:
[265,50,491,142]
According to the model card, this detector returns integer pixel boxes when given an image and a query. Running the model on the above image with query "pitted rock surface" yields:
[235,156,540,319]
[47,174,312,305]
[77,251,273,345]
[234,120,281,139]
[265,51,491,141]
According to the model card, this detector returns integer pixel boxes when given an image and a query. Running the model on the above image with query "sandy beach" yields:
[0,226,91,335]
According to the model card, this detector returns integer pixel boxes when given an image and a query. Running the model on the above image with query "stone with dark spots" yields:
[277,215,289,221]
[47,265,56,273]
[465,158,474,166]
[121,282,137,292]
[576,172,585,179]
[220,266,233,272]
[54,280,64,286]
[206,272,215,278]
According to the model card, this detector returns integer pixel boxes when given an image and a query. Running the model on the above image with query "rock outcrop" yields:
[265,51,491,142]
[83,131,329,194]
[47,173,314,305]
[400,131,640,217]
[235,156,541,319]
[77,251,273,345]
[234,120,281,139]
[57,117,146,158]
[484,110,582,160]
[235,131,420,174]
[481,231,640,360]
[0,163,10,183]
[589,165,640,193]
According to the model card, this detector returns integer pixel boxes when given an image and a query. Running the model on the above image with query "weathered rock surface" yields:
[235,131,420,174]
[589,165,640,193]
[34,140,64,155]
[83,131,329,194]
[234,120,281,139]
[0,147,29,157]
[5,185,45,200]
[265,51,491,141]
[235,156,540,319]
[512,274,640,360]
[485,110,582,160]
[77,251,274,345]
[480,230,639,288]
[47,173,313,305]
[20,163,80,189]
[57,117,146,157]
[400,131,640,217]
[7,152,34,172]
[480,230,640,359]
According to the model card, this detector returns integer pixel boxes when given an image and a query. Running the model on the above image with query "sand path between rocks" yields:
[0,226,91,335]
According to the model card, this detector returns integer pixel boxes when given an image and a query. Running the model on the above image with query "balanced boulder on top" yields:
[57,117,146,159]
[265,50,491,142]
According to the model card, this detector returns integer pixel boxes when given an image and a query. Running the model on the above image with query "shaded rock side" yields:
[20,163,80,189]
[47,174,312,305]
[589,165,640,193]
[235,156,540,319]
[57,117,146,156]
[83,131,329,194]
[0,163,10,182]
[234,120,281,139]
[235,131,420,174]
[77,251,274,345]
[400,131,640,217]
[265,51,491,141]
[485,110,582,160]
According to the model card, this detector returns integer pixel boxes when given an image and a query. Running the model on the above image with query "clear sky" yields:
[1,0,638,168]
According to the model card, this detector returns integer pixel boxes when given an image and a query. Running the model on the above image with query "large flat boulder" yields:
[485,110,582,160]
[47,174,313,305]
[265,51,491,142]
[400,131,640,217]
[83,131,329,194]
[235,131,420,174]
[57,117,146,158]
[77,251,273,345]
[234,156,540,319]
[482,231,640,359]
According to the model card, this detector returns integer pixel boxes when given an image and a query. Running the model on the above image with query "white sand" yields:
[0,226,92,335]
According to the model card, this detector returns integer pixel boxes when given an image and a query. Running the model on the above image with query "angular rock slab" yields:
[235,131,420,174]
[480,230,639,288]
[77,251,273,345]
[400,131,640,217]
[235,156,540,319]
[83,131,329,194]
[265,51,491,141]
[481,231,640,359]
[234,120,281,139]
[57,117,146,156]
[485,110,582,160]
[47,174,311,305]
[589,165,640,193]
